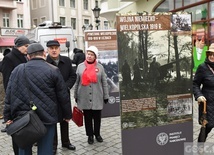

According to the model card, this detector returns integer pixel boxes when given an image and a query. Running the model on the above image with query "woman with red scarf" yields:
[74,46,109,144]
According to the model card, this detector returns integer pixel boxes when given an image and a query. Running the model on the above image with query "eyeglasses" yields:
[208,53,214,57]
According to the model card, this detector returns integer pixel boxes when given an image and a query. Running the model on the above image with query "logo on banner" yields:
[156,132,168,146]
[109,96,116,104]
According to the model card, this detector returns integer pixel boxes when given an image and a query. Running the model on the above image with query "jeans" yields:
[19,124,56,155]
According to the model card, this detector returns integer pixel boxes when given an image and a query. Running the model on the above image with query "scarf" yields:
[81,60,97,86]
[205,58,214,69]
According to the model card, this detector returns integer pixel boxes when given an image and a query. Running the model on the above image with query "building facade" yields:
[0,0,31,53]
[30,0,108,50]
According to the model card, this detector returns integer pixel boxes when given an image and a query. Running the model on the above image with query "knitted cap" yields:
[86,46,98,58]
[14,35,30,47]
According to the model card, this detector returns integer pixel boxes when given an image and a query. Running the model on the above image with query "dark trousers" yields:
[83,109,101,136]
[12,138,19,155]
[53,121,70,150]
[198,125,212,142]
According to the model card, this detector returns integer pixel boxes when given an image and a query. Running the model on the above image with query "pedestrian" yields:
[72,48,85,71]
[193,43,214,142]
[46,40,76,153]
[74,45,109,144]
[1,35,30,155]
[0,48,11,120]
[4,43,72,155]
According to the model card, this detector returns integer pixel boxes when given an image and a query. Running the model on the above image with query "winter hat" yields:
[46,40,60,47]
[27,43,44,54]
[14,35,30,47]
[86,46,98,58]
[206,43,214,53]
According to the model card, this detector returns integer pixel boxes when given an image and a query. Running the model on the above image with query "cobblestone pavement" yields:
[0,116,122,155]
[0,99,213,155]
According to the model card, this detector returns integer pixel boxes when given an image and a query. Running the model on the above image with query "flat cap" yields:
[46,40,60,47]
[14,35,30,47]
[27,43,44,54]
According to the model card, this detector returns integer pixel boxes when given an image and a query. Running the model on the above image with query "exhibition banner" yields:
[84,30,120,117]
[116,12,193,155]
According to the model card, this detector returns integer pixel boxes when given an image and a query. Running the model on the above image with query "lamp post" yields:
[92,0,101,30]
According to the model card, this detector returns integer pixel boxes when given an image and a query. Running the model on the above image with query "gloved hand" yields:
[197,96,206,103]
[104,99,108,104]
[75,98,77,103]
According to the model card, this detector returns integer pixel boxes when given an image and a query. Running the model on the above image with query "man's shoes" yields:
[62,144,76,150]
[1,127,7,133]
[88,136,94,144]
[95,135,103,142]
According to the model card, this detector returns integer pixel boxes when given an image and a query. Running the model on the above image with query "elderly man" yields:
[4,43,72,155]
[46,40,76,154]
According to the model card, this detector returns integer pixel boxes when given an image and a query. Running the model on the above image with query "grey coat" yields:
[74,62,109,110]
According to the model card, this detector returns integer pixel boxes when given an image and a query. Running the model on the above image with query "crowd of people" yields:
[0,35,109,155]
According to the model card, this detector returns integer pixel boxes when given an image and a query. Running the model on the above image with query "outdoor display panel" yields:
[116,12,193,155]
[84,30,120,117]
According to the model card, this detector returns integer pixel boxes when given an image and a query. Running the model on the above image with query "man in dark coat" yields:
[72,48,85,71]
[46,40,76,154]
[1,35,30,155]
[2,36,29,90]
[4,43,72,154]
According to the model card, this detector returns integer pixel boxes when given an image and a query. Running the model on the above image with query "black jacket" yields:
[72,50,85,66]
[1,48,27,90]
[4,58,72,124]
[193,62,214,127]
[46,55,76,89]
[46,55,76,121]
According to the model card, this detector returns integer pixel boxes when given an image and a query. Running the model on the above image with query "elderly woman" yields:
[74,46,109,144]
[193,43,214,142]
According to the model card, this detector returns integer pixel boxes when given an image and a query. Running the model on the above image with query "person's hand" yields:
[104,99,108,104]
[75,98,77,103]
[197,96,206,103]
[6,120,13,126]
[64,119,70,123]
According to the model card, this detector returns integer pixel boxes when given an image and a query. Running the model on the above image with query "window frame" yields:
[17,14,23,28]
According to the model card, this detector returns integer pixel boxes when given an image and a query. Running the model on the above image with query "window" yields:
[59,0,65,6]
[3,13,10,27]
[17,14,23,28]
[32,0,37,9]
[60,17,66,25]
[84,19,89,26]
[39,0,45,7]
[71,18,76,29]
[41,17,46,23]
[175,0,182,9]
[210,1,214,18]
[185,4,207,22]
[184,0,202,6]
[104,21,109,29]
[155,0,205,12]
[70,0,75,8]
[83,0,88,10]
[33,19,38,27]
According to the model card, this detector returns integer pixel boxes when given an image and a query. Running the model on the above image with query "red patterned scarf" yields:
[82,60,97,86]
